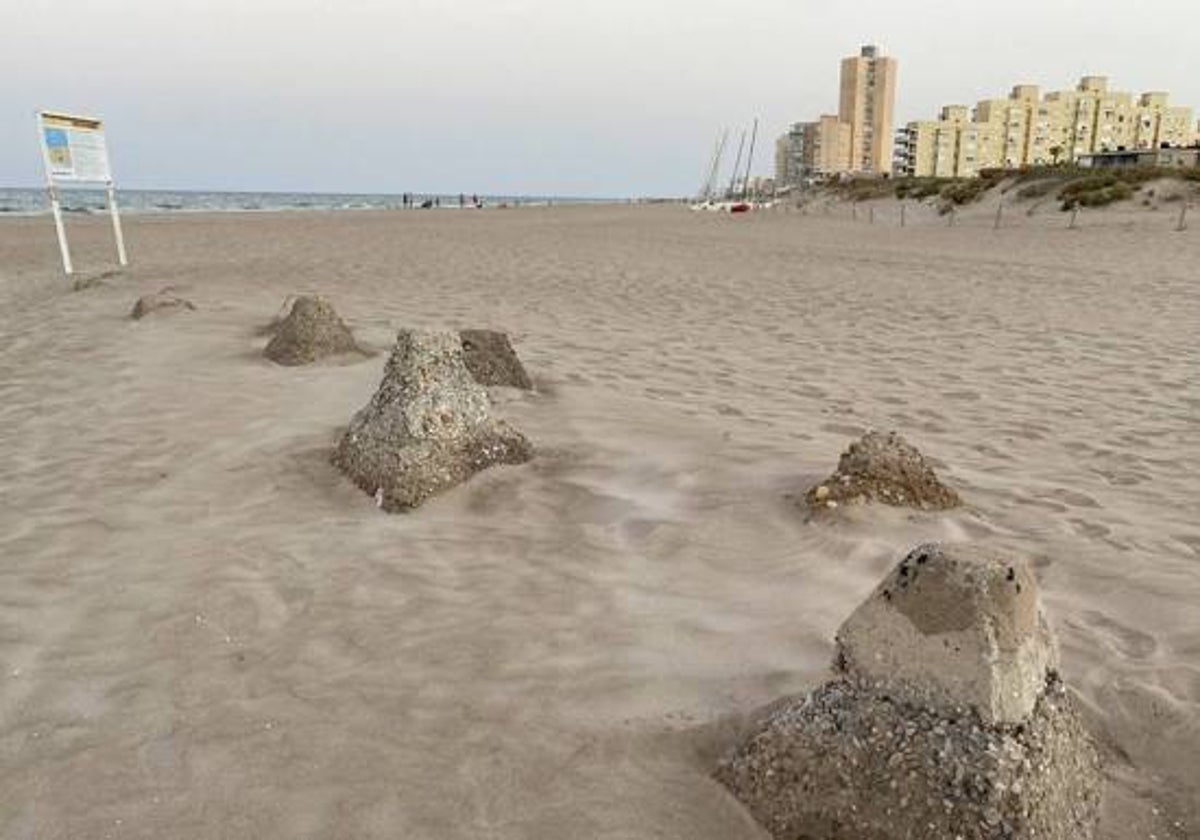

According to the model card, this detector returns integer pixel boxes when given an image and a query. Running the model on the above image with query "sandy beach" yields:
[1,204,1197,839]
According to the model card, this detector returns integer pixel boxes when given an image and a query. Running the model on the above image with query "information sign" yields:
[36,111,127,275]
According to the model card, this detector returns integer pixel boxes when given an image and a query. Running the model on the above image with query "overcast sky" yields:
[3,0,1197,196]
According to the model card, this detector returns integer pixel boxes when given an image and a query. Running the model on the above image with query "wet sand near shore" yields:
[1,205,1197,839]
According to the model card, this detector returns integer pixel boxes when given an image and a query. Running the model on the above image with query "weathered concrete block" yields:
[716,543,1101,840]
[332,329,532,511]
[805,430,961,511]
[460,329,533,389]
[130,287,196,319]
[836,543,1058,726]
[264,296,359,365]
[716,676,1101,840]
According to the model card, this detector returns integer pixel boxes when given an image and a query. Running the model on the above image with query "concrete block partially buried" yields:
[835,543,1058,726]
[716,542,1100,840]
[130,287,196,319]
[805,430,961,511]
[716,676,1101,840]
[332,329,532,511]
[459,329,533,389]
[264,295,361,365]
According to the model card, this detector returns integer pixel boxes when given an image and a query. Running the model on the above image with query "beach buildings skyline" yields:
[896,76,1199,178]
[774,45,898,185]
[776,50,1200,187]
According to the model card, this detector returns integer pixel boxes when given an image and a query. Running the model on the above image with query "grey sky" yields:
[3,0,1197,196]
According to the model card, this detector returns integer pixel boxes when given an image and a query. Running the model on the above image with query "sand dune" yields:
[1,205,1197,839]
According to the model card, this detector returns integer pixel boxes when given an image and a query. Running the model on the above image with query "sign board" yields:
[40,113,113,183]
[36,111,127,275]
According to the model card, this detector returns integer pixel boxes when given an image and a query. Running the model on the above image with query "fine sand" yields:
[1,205,1197,839]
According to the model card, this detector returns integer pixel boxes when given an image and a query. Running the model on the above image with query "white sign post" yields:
[36,111,127,275]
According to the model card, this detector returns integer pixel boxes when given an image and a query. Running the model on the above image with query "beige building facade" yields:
[774,44,898,182]
[804,116,854,177]
[897,76,1196,178]
[839,45,899,175]
[774,116,853,183]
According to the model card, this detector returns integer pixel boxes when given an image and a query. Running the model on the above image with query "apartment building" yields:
[897,76,1196,178]
[774,123,807,187]
[774,44,898,182]
[839,45,899,175]
[804,116,854,177]
[774,116,855,183]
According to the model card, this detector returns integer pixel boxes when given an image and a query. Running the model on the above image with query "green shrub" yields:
[940,179,990,205]
[1060,181,1133,210]
[1012,165,1086,184]
[838,178,895,202]
[895,177,948,200]
[1017,180,1057,199]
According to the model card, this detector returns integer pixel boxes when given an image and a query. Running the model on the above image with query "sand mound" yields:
[717,543,1101,840]
[805,430,960,510]
[460,329,532,389]
[130,287,197,319]
[332,329,533,511]
[263,295,359,365]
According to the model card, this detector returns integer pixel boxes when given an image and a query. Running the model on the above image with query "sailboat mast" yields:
[727,129,747,199]
[698,132,719,200]
[742,117,759,199]
[702,130,728,200]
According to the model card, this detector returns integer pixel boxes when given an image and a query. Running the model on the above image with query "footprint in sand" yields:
[1043,488,1101,509]
[1172,533,1200,558]
[1069,518,1112,539]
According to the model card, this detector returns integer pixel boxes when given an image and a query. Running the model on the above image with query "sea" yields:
[0,187,623,217]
